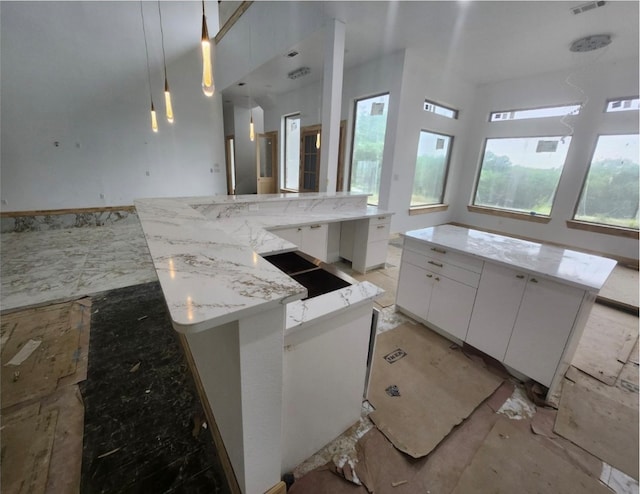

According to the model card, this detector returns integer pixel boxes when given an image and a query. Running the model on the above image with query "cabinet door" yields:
[302,224,328,262]
[467,263,527,361]
[503,277,584,387]
[274,226,302,246]
[396,262,433,321]
[428,274,477,341]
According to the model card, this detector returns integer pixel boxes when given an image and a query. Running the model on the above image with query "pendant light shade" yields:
[151,101,159,132]
[164,79,174,123]
[201,2,214,97]
[316,131,321,149]
[249,113,255,142]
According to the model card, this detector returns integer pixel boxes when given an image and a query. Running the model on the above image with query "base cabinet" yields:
[397,238,589,388]
[273,224,329,262]
[503,277,584,386]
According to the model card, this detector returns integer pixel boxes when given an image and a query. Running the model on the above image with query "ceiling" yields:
[220,0,639,107]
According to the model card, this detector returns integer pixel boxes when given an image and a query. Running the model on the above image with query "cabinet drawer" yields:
[402,249,480,288]
[370,214,391,227]
[368,220,391,243]
[404,239,483,274]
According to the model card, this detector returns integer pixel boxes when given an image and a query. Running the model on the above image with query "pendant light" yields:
[201,0,214,97]
[316,131,320,149]
[140,2,158,133]
[249,110,255,142]
[157,1,174,123]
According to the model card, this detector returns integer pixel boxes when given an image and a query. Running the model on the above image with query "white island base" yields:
[395,225,617,403]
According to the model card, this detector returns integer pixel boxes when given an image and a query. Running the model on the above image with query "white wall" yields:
[451,57,639,261]
[0,2,227,211]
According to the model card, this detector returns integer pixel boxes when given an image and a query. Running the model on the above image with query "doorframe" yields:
[300,124,322,192]
[256,131,278,194]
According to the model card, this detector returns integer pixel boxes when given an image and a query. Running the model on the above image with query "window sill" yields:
[467,205,551,224]
[566,220,639,239]
[409,204,449,216]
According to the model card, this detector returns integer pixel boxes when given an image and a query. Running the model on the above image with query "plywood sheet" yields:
[367,322,503,458]
[571,303,638,385]
[452,418,612,494]
[598,265,639,312]
[555,377,639,480]
[1,299,91,409]
[1,403,59,494]
[352,270,397,308]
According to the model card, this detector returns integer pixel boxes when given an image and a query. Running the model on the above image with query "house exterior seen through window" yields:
[574,134,639,230]
[410,130,453,207]
[473,136,572,216]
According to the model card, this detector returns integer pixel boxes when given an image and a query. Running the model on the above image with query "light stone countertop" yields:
[403,224,617,292]
[135,194,390,334]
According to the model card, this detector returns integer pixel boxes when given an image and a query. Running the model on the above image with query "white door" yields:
[467,263,527,360]
[503,277,584,386]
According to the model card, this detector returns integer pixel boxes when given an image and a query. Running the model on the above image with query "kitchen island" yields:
[135,192,389,494]
[396,224,617,402]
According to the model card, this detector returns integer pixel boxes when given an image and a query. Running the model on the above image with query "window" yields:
[423,99,458,119]
[350,93,390,206]
[574,134,639,229]
[473,136,572,216]
[410,130,452,207]
[490,104,581,122]
[605,97,640,113]
[283,114,300,190]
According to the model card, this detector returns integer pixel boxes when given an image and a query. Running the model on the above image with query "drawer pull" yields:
[530,278,538,283]
[297,227,303,231]
[377,225,386,229]
[426,274,433,278]
[435,277,440,281]
[377,216,386,220]
[428,261,443,268]
[516,274,525,279]
[310,225,322,229]
[431,247,447,254]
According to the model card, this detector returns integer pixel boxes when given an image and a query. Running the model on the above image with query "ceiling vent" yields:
[287,67,311,80]
[571,1,606,15]
[570,34,612,52]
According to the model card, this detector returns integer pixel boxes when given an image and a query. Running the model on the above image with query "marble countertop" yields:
[135,194,390,333]
[403,225,617,291]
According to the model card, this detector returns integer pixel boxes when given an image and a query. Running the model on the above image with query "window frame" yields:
[423,99,458,120]
[604,96,640,113]
[569,132,639,235]
[470,134,572,221]
[488,102,582,123]
[348,91,391,206]
[409,128,454,210]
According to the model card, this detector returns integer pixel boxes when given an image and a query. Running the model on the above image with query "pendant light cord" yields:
[140,1,154,106]
[157,1,168,80]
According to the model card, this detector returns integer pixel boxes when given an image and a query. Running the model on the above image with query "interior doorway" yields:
[257,131,278,194]
[300,125,321,192]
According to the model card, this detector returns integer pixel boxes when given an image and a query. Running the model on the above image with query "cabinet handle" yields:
[516,274,525,279]
[435,277,440,281]
[428,261,443,268]
[377,216,386,220]
[297,227,302,231]
[426,274,433,278]
[310,225,322,229]
[431,247,446,254]
[530,278,538,283]
[377,225,386,229]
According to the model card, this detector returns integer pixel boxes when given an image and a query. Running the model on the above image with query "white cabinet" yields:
[503,277,584,387]
[397,235,590,389]
[396,239,481,341]
[467,263,528,361]
[273,224,329,262]
[341,215,391,273]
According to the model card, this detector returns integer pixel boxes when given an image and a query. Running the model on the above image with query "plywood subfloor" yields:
[367,322,503,458]
[555,370,639,481]
[452,418,611,494]
[572,303,639,385]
